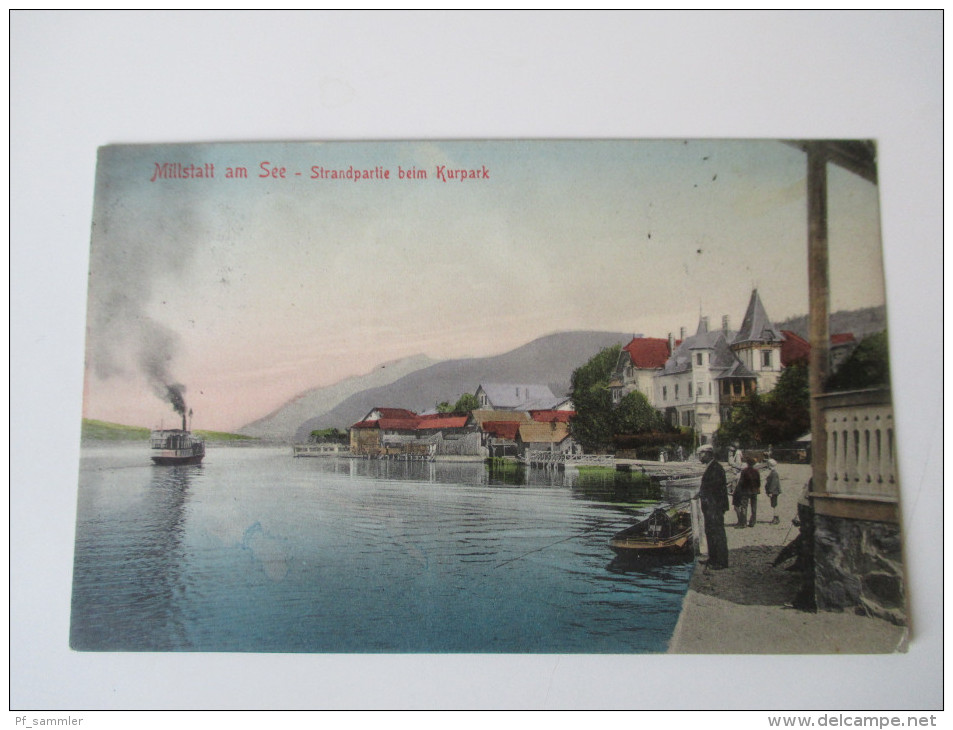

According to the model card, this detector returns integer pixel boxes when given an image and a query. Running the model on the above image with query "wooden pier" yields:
[523,451,615,469]
[292,443,350,457]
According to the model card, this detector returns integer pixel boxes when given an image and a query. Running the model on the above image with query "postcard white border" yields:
[10,10,943,712]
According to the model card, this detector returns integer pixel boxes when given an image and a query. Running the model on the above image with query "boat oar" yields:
[493,519,635,569]
[493,504,691,570]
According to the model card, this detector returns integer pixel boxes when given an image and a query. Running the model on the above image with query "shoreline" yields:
[667,462,908,654]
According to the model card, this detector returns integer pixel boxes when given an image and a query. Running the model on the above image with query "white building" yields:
[730,288,785,392]
[651,289,784,445]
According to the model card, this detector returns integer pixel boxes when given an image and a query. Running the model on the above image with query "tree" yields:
[762,362,811,443]
[436,393,480,415]
[310,428,346,443]
[717,392,764,448]
[825,331,890,392]
[453,393,480,414]
[721,332,890,446]
[614,390,665,434]
[717,363,810,446]
[569,344,621,452]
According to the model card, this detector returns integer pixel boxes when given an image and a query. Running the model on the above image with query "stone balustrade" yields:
[817,387,897,499]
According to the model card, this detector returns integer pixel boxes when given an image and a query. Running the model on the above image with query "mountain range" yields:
[238,331,633,442]
[238,353,438,440]
[776,305,887,342]
[238,306,887,443]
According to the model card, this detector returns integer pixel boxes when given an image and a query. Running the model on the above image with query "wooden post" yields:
[807,143,830,494]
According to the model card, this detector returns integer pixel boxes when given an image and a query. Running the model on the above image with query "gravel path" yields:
[667,463,908,654]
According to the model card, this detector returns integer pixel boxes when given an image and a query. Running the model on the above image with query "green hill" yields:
[195,429,258,442]
[81,419,257,443]
[81,419,150,441]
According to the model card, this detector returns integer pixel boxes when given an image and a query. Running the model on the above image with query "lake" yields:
[70,445,694,653]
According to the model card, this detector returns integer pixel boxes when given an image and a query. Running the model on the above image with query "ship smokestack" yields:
[164,383,189,430]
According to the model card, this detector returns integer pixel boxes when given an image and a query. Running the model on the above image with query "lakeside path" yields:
[668,463,909,654]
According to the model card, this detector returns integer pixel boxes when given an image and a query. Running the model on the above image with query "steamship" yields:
[150,411,205,465]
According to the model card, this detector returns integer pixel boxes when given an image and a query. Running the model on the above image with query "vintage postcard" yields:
[72,139,907,654]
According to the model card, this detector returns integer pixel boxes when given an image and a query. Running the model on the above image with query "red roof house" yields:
[781,330,858,367]
[482,421,523,440]
[621,337,671,369]
[529,409,575,423]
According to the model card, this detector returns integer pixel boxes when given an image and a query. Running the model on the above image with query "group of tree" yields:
[309,427,348,443]
[825,330,890,393]
[717,362,810,447]
[569,344,669,453]
[436,392,481,414]
[718,330,890,447]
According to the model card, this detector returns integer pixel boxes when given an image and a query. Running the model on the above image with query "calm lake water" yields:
[70,445,694,653]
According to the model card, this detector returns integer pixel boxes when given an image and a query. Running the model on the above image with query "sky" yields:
[82,139,887,432]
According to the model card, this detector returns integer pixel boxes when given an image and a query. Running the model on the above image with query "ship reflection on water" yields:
[70,463,200,650]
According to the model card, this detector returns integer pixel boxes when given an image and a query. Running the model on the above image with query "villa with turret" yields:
[611,289,786,445]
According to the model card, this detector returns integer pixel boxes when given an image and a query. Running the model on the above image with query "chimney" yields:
[182,412,187,432]
[679,326,686,340]
[668,331,674,354]
[700,316,709,333]
[722,315,730,333]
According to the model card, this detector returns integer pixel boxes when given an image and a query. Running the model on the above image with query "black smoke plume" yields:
[84,145,210,422]
[166,384,187,417]
[135,318,188,417]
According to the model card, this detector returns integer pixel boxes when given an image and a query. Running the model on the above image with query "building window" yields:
[688,382,693,398]
[675,384,679,399]
[662,386,667,401]
[762,350,772,368]
[696,353,703,366]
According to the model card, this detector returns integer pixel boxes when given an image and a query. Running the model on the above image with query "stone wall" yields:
[814,513,906,626]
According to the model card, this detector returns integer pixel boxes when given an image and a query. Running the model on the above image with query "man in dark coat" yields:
[736,456,761,527]
[697,445,729,569]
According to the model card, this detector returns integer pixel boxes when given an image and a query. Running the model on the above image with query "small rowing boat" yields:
[609,503,694,556]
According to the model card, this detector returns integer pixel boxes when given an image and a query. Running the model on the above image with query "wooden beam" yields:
[806,143,830,494]
[785,140,878,185]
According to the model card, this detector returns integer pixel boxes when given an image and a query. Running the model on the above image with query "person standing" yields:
[728,442,744,470]
[727,442,744,524]
[697,445,729,569]
[764,458,781,524]
[736,456,761,527]
[731,478,746,528]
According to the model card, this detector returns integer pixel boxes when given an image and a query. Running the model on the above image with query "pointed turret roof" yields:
[731,289,783,346]
[660,324,737,376]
